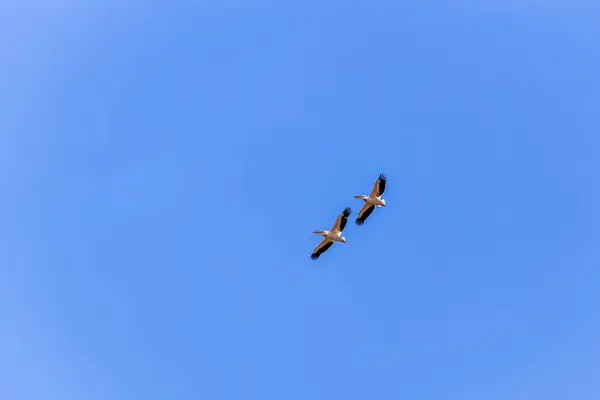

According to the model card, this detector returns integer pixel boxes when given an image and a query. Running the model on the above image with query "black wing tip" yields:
[355,219,365,226]
[342,207,352,216]
[378,173,387,181]
[311,241,333,260]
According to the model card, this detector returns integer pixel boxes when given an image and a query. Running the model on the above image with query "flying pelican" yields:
[311,207,352,260]
[353,173,387,226]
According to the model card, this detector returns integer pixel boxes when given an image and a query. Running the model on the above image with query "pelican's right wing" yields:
[355,202,376,226]
[311,238,334,260]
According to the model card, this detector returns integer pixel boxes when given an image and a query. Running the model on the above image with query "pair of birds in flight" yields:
[311,174,387,260]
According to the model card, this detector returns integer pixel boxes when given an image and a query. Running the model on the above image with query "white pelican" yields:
[311,207,352,260]
[353,173,387,226]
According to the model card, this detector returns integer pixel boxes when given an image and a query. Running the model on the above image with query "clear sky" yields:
[2,1,599,399]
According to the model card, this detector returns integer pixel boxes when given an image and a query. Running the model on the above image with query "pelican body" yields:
[311,207,351,260]
[353,173,387,226]
[312,230,347,243]
[354,195,386,207]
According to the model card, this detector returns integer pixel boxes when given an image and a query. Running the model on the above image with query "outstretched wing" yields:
[368,173,387,198]
[355,203,376,226]
[330,207,352,233]
[311,238,334,260]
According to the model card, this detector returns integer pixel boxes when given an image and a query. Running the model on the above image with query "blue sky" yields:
[2,1,599,399]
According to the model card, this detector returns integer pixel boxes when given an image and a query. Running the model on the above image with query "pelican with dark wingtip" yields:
[353,173,387,226]
[310,207,352,260]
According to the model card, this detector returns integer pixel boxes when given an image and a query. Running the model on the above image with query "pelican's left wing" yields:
[330,207,352,234]
[368,173,387,198]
